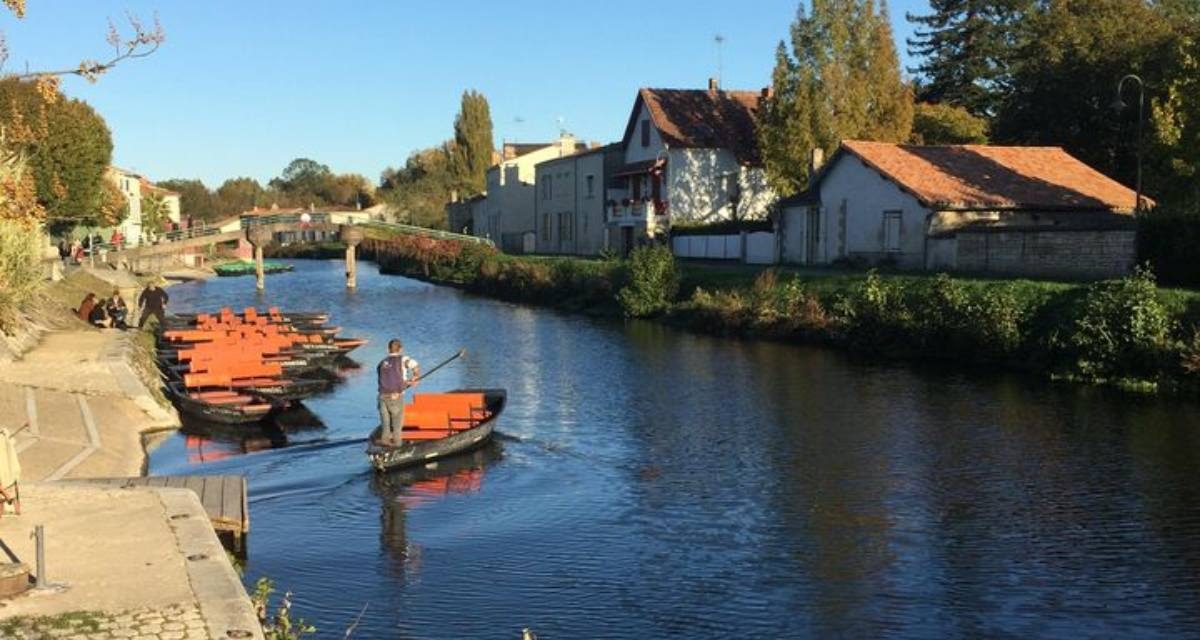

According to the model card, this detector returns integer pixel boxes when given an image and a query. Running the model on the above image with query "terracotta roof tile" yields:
[839,140,1143,213]
[628,88,764,165]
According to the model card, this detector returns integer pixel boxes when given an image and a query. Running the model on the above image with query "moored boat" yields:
[367,389,506,472]
[213,260,294,277]
[166,381,278,424]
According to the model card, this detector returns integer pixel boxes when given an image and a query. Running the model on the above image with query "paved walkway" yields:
[0,485,262,640]
[0,330,176,481]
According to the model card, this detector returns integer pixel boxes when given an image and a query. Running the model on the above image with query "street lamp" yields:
[1112,74,1145,214]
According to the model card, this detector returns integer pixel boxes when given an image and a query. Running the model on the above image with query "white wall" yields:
[108,169,143,246]
[665,149,774,224]
[485,136,579,246]
[815,154,930,268]
[624,101,666,165]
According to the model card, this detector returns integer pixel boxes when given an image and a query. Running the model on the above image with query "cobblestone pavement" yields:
[1,602,212,639]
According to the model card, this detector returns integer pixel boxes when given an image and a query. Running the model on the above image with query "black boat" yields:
[166,381,278,425]
[366,389,506,472]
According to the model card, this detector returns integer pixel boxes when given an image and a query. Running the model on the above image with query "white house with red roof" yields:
[105,166,181,247]
[778,141,1143,279]
[608,80,775,254]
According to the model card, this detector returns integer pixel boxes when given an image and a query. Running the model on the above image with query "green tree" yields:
[140,192,169,234]
[269,158,331,198]
[0,78,116,226]
[324,173,374,208]
[906,0,1030,117]
[214,177,265,216]
[158,178,218,221]
[992,0,1175,196]
[1149,6,1200,207]
[449,90,494,196]
[378,145,455,229]
[758,0,914,194]
[911,101,989,144]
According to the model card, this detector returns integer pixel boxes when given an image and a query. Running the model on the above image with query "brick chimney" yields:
[809,148,825,186]
[761,86,774,100]
[708,77,719,92]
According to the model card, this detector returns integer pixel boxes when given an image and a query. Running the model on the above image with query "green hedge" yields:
[361,230,1200,395]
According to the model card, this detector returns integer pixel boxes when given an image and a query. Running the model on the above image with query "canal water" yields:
[151,260,1200,639]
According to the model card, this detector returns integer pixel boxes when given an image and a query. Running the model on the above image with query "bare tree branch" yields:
[1,12,164,83]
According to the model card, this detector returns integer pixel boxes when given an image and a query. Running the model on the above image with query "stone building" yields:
[533,143,623,256]
[777,141,1143,279]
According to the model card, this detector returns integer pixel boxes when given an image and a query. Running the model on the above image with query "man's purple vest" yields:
[377,355,409,394]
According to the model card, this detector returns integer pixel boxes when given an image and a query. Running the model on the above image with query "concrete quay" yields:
[0,270,262,639]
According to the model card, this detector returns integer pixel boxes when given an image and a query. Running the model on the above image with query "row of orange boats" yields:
[157,307,366,424]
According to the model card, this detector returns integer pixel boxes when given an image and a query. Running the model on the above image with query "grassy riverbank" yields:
[360,231,1200,394]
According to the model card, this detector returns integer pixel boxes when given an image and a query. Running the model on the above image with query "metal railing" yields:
[367,221,495,247]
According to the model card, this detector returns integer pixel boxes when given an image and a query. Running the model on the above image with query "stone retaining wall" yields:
[956,229,1136,280]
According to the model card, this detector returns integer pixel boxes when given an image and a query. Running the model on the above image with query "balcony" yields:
[606,196,668,223]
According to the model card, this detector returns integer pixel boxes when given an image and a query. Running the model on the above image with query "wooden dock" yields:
[67,475,248,546]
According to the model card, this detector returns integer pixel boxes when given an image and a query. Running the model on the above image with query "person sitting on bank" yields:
[88,302,110,328]
[105,289,129,329]
[137,281,169,330]
[377,339,420,447]
[76,292,98,323]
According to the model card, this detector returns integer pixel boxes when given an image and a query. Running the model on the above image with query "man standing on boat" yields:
[378,339,420,446]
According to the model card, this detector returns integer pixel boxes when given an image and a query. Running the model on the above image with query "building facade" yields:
[607,83,775,254]
[104,167,182,247]
[480,135,581,253]
[778,141,1142,279]
[533,144,622,256]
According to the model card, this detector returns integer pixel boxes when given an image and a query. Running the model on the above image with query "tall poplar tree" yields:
[758,0,914,194]
[906,0,1030,118]
[450,90,494,196]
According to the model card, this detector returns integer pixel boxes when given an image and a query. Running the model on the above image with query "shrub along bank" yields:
[361,231,1200,394]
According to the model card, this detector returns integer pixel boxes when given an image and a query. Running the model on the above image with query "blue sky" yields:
[6,0,930,186]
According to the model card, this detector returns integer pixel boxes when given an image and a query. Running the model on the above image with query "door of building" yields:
[806,207,820,264]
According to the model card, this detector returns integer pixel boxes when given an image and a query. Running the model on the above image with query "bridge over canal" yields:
[105,213,492,290]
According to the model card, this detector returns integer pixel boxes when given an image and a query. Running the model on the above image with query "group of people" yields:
[76,282,169,331]
[57,230,123,265]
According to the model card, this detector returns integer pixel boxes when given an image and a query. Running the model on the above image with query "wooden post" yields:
[341,225,365,289]
[254,244,265,290]
[246,227,273,292]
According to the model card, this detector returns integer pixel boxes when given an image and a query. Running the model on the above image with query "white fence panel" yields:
[745,232,776,264]
[724,235,740,259]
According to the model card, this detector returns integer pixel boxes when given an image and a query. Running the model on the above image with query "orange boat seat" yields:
[402,409,450,431]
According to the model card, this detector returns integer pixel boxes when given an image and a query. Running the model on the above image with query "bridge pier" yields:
[341,226,364,289]
[247,227,274,291]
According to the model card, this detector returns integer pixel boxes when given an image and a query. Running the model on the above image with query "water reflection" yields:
[178,404,330,464]
[370,444,502,574]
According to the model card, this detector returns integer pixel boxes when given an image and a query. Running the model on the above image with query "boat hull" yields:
[367,389,505,472]
[166,383,277,425]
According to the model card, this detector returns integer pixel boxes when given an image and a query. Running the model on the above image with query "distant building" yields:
[241,204,372,244]
[778,140,1143,279]
[607,80,775,254]
[480,134,582,253]
[105,167,181,246]
[446,193,485,236]
[534,143,623,256]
